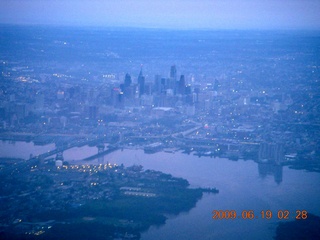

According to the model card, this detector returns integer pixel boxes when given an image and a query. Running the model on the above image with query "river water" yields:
[1,141,320,240]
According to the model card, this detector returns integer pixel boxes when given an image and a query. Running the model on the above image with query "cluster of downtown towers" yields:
[114,65,215,110]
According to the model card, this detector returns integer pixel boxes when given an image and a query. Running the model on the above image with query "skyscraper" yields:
[124,73,132,88]
[122,73,133,99]
[258,142,284,164]
[138,67,145,97]
[154,74,162,94]
[178,75,186,95]
[170,65,177,81]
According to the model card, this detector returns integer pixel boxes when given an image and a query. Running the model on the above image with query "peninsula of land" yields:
[0,159,216,239]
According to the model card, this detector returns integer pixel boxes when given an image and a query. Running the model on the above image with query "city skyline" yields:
[1,0,320,30]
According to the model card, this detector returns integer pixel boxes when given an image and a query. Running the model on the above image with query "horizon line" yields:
[1,23,320,32]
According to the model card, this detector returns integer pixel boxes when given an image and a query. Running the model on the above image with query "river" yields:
[1,141,319,239]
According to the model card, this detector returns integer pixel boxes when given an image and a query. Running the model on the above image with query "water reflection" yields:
[258,163,283,184]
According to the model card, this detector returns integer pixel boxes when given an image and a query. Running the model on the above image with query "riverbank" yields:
[0,159,211,240]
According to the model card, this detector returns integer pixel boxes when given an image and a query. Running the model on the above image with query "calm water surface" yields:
[1,141,319,240]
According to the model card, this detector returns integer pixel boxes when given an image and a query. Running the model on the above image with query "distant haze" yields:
[0,0,320,30]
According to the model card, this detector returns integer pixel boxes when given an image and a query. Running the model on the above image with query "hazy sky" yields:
[1,0,320,29]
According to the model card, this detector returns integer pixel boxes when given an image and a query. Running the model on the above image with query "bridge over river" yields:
[30,137,107,161]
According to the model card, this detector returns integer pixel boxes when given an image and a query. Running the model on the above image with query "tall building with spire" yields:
[138,66,145,97]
